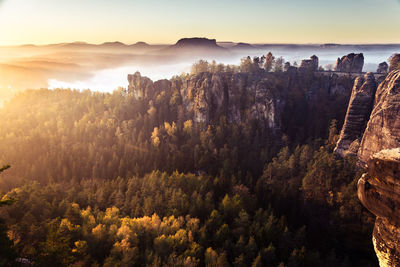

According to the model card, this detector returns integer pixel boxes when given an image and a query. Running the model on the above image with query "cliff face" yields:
[181,72,285,130]
[334,53,364,73]
[338,69,400,266]
[358,149,400,267]
[128,69,354,139]
[358,70,400,164]
[334,73,377,157]
[127,72,156,100]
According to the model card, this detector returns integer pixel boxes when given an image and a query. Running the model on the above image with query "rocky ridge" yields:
[128,65,355,138]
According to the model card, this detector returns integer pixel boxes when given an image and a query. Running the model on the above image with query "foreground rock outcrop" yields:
[358,70,400,164]
[334,53,364,73]
[334,73,377,157]
[337,69,400,266]
[358,149,400,267]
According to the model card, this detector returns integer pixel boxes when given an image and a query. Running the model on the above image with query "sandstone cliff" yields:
[358,148,400,267]
[179,71,286,130]
[389,54,400,72]
[334,73,377,157]
[334,53,364,73]
[358,70,400,164]
[340,69,400,266]
[128,68,354,140]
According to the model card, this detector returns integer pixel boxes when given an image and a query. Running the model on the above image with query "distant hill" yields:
[130,41,150,48]
[231,42,255,50]
[101,41,127,48]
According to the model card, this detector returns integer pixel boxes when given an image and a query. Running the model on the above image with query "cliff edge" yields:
[358,70,400,165]
[358,148,400,267]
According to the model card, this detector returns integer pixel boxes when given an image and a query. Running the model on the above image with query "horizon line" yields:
[2,39,400,48]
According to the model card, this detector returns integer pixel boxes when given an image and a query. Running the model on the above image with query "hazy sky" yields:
[0,0,399,45]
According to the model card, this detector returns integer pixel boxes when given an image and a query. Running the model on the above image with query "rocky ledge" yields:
[358,148,400,267]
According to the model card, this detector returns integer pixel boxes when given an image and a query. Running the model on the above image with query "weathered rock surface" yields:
[127,71,154,99]
[334,73,377,157]
[377,62,389,74]
[358,70,400,164]
[299,55,319,71]
[334,53,364,73]
[358,148,400,267]
[128,69,354,135]
[389,54,400,72]
[182,72,284,130]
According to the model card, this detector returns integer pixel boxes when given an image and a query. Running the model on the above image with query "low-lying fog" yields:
[0,41,399,98]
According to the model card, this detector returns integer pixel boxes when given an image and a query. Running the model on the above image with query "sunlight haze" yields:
[0,0,400,45]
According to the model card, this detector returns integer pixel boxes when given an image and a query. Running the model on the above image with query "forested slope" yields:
[0,62,378,266]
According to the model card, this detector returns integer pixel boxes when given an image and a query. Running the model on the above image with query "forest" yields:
[0,56,378,266]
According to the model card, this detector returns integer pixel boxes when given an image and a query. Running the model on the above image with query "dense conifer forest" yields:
[0,59,378,266]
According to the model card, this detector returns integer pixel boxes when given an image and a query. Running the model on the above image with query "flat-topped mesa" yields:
[175,37,218,47]
[357,148,400,267]
[334,72,377,157]
[334,53,364,73]
[358,70,400,165]
[299,55,319,71]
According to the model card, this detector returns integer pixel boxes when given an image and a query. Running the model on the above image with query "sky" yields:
[0,0,400,45]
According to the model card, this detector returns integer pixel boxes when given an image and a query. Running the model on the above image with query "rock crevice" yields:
[334,72,377,157]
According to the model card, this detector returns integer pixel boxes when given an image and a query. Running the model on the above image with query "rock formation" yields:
[339,69,400,266]
[377,62,389,74]
[358,148,400,267]
[127,72,154,100]
[334,73,377,157]
[182,72,284,130]
[128,69,354,136]
[389,54,400,72]
[358,70,400,164]
[299,55,319,71]
[334,53,364,73]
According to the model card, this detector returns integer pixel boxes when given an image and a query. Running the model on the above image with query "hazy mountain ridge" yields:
[0,37,398,103]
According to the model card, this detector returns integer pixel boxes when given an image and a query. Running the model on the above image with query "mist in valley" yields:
[1,40,399,98]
